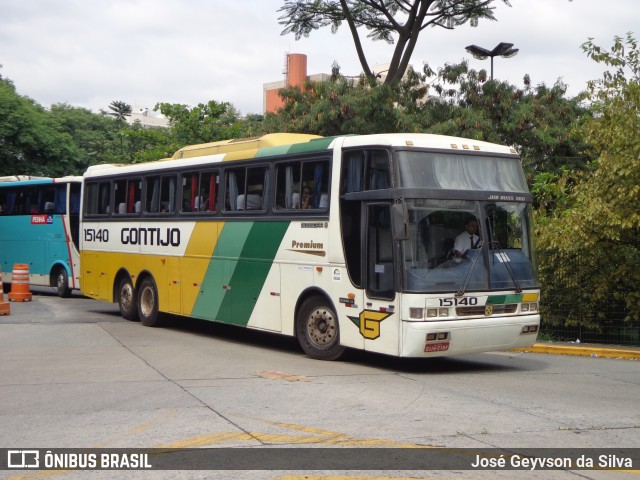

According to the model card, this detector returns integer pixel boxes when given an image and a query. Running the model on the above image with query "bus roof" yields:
[0,176,83,187]
[172,133,323,159]
[340,133,518,155]
[84,132,519,179]
[85,133,336,178]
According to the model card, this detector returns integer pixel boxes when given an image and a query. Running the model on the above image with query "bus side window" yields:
[342,149,391,193]
[275,163,301,210]
[127,180,141,214]
[84,182,109,215]
[182,171,218,213]
[145,175,176,214]
[225,167,265,212]
[275,160,329,210]
[113,180,126,214]
[98,182,111,214]
[54,185,67,214]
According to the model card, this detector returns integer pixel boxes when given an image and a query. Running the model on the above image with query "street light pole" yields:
[465,42,519,80]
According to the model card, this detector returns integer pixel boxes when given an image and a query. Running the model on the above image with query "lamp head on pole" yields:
[464,42,519,80]
[465,42,519,60]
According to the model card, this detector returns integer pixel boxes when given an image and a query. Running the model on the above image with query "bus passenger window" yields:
[275,159,329,211]
[145,175,176,214]
[84,182,111,215]
[113,179,140,215]
[342,149,391,193]
[182,171,218,213]
[113,180,126,214]
[225,166,266,212]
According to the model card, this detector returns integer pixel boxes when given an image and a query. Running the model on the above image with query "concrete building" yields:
[263,53,331,114]
[126,106,169,128]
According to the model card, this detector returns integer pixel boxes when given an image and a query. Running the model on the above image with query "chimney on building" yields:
[264,53,308,114]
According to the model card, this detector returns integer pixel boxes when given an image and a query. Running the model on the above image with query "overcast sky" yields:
[1,0,638,117]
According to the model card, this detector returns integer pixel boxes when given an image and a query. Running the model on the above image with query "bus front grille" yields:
[456,304,518,316]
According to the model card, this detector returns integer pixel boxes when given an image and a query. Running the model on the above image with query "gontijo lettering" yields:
[121,227,181,246]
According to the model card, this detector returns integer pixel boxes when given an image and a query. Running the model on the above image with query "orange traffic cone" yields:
[8,263,32,302]
[0,267,10,315]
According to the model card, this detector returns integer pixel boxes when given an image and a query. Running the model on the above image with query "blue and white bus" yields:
[0,176,82,297]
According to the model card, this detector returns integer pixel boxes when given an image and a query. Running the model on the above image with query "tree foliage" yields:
[536,33,640,327]
[155,100,245,146]
[424,60,589,177]
[261,64,426,135]
[0,78,81,176]
[107,100,132,122]
[278,0,510,84]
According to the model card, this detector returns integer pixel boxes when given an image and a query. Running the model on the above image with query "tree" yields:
[536,34,640,328]
[278,0,510,84]
[261,64,426,135]
[0,78,81,176]
[424,60,589,179]
[107,100,132,122]
[50,103,123,168]
[154,100,245,146]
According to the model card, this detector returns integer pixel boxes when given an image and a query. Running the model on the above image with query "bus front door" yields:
[362,203,399,356]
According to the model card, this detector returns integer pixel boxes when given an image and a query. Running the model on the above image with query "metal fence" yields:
[538,252,639,346]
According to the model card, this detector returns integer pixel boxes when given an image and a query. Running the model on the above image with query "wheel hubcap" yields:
[121,283,133,310]
[140,287,154,317]
[307,308,336,346]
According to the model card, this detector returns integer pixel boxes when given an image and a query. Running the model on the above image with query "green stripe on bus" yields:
[191,221,290,326]
[487,294,523,305]
[255,145,295,158]
[287,137,335,154]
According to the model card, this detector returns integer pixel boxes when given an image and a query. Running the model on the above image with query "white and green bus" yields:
[80,133,540,360]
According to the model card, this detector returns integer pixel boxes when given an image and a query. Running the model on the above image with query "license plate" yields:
[424,342,450,352]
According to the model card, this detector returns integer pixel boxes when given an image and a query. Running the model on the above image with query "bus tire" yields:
[117,276,139,321]
[54,266,71,298]
[137,277,162,327]
[296,296,345,360]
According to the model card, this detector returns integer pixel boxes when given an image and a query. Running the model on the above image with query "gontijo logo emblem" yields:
[348,310,392,340]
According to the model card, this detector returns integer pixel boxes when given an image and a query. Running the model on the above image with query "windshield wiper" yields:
[456,242,483,297]
[492,243,522,293]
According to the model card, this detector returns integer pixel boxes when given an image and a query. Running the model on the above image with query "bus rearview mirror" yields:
[391,202,408,241]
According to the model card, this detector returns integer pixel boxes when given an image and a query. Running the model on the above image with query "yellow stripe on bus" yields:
[182,221,223,314]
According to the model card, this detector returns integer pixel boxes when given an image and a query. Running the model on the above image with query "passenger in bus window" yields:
[301,186,312,209]
[454,218,480,258]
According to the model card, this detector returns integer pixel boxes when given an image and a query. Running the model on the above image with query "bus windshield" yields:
[396,150,528,192]
[402,199,538,293]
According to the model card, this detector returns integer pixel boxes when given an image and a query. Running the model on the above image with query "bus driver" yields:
[453,218,480,258]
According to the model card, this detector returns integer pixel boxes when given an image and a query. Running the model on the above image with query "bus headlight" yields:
[410,307,424,319]
[427,308,438,318]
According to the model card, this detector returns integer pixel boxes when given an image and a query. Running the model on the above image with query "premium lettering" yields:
[291,240,323,249]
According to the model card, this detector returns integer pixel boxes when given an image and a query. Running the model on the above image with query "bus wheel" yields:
[137,277,161,327]
[117,277,138,321]
[54,267,71,298]
[296,296,345,361]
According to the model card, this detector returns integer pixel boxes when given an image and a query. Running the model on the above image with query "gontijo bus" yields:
[80,133,540,360]
[0,175,82,297]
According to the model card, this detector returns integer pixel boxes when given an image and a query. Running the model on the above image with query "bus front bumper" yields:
[400,314,541,358]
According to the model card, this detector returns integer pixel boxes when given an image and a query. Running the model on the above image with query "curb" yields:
[511,343,640,360]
